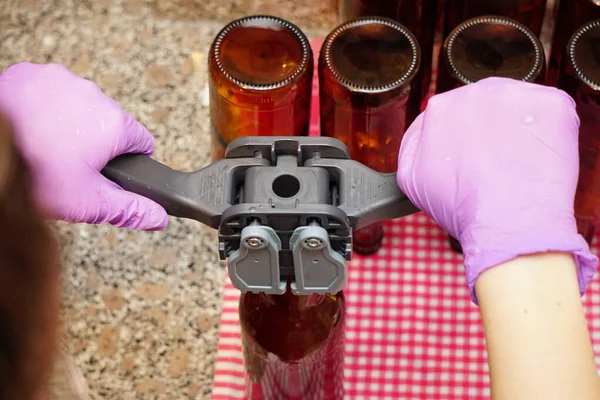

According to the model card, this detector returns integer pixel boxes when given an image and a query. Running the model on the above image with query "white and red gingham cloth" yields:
[210,39,600,400]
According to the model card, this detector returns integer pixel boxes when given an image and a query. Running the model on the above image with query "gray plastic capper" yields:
[101,136,420,295]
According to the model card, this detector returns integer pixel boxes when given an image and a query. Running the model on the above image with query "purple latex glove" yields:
[397,77,598,303]
[0,62,168,230]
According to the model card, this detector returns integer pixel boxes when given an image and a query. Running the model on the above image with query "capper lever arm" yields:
[101,136,419,295]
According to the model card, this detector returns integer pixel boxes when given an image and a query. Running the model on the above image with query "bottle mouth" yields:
[444,16,544,85]
[212,15,311,91]
[321,17,421,93]
[568,19,600,91]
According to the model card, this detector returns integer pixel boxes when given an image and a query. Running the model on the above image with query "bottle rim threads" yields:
[321,17,421,93]
[212,15,312,91]
[443,15,545,85]
[568,19,600,91]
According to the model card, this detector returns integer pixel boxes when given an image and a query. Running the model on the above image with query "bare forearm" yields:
[476,252,600,400]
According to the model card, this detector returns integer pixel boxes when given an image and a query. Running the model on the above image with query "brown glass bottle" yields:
[208,16,313,161]
[240,284,345,399]
[319,17,421,255]
[558,19,600,245]
[337,0,437,105]
[437,16,545,253]
[437,16,545,94]
[547,0,600,86]
[443,0,546,38]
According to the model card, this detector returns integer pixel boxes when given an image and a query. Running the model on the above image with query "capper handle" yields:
[303,158,420,230]
[101,154,229,229]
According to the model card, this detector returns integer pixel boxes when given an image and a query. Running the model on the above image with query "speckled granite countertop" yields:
[0,1,336,399]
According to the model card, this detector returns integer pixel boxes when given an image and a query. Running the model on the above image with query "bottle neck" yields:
[239,283,345,363]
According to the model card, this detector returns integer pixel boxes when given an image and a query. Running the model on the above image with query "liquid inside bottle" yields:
[239,283,345,399]
[319,17,421,255]
[547,0,600,86]
[558,19,600,244]
[208,16,313,161]
[443,0,546,38]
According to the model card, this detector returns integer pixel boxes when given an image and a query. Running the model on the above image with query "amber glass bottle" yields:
[240,285,345,399]
[337,0,437,105]
[208,16,313,161]
[437,16,545,94]
[547,0,600,86]
[437,15,545,253]
[558,19,600,244]
[443,0,546,38]
[319,17,421,255]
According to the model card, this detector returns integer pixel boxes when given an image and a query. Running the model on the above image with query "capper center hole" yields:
[272,174,301,198]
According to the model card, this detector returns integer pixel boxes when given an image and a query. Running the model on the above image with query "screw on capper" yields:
[246,237,264,248]
[304,238,323,249]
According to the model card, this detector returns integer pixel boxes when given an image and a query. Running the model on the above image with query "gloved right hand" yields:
[0,62,168,230]
[397,77,598,303]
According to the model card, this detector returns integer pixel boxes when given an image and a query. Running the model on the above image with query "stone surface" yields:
[0,0,336,398]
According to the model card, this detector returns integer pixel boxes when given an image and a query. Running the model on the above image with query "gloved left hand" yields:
[0,62,168,230]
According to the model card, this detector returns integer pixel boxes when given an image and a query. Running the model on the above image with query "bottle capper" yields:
[102,136,419,295]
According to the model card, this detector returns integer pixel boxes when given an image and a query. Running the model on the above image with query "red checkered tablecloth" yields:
[210,39,600,400]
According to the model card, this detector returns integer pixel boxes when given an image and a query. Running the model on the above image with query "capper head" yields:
[220,136,418,295]
[220,136,353,295]
[101,136,419,296]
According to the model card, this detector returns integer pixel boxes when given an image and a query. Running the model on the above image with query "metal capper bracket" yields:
[101,136,419,295]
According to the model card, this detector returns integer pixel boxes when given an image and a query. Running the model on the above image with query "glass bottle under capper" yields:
[240,286,346,399]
